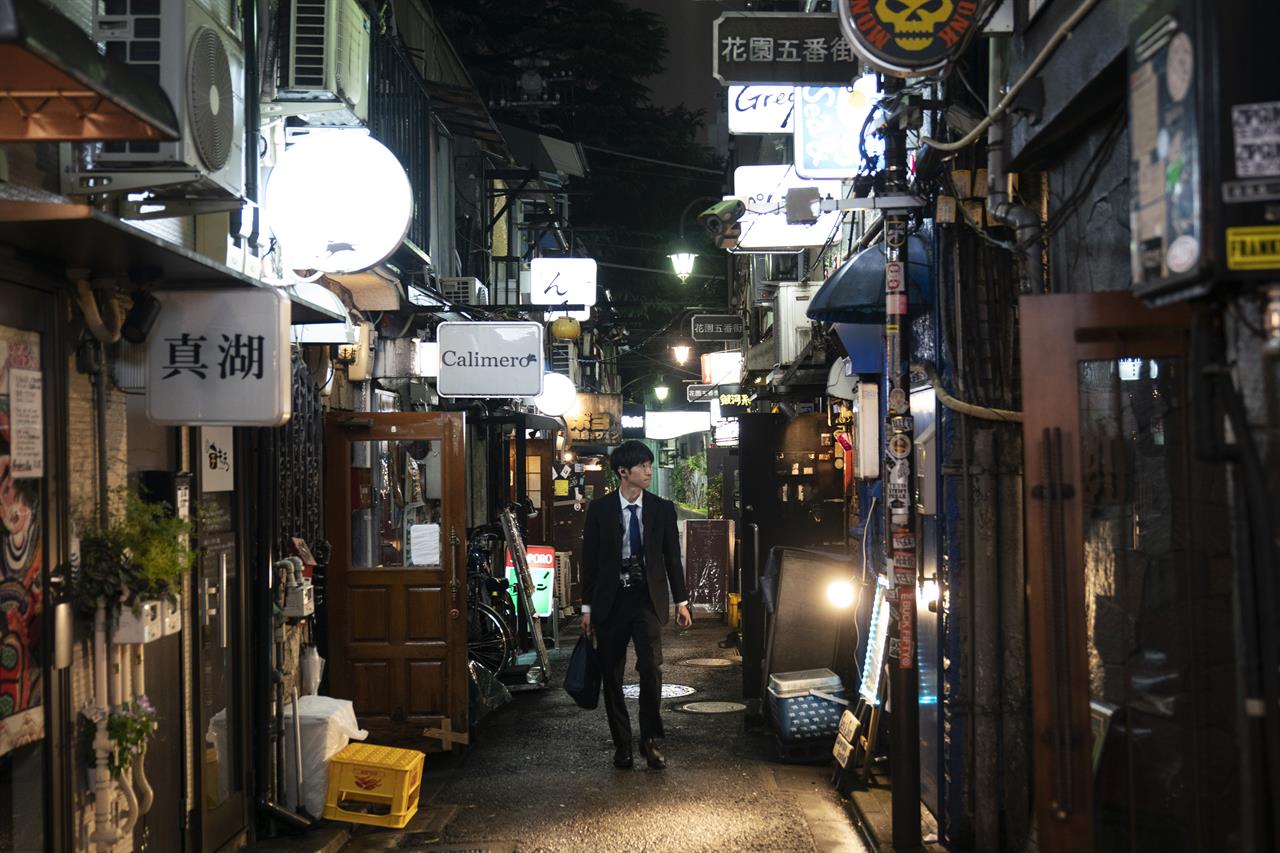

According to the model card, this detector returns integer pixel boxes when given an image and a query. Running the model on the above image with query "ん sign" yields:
[147,290,291,426]
[436,321,545,398]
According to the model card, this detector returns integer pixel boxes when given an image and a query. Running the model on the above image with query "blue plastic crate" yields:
[767,668,845,743]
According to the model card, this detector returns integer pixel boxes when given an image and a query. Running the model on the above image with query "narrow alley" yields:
[337,622,867,853]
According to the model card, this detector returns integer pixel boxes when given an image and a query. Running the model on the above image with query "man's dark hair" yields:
[610,440,654,475]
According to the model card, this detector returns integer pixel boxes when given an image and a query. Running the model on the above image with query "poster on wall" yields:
[200,427,235,493]
[0,325,44,755]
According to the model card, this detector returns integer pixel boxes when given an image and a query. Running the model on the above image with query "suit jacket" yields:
[581,490,688,625]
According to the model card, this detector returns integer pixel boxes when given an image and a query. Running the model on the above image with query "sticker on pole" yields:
[885,261,905,293]
[888,433,912,459]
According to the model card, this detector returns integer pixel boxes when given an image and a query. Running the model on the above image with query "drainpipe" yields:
[117,644,140,838]
[131,644,155,815]
[89,600,119,851]
[985,39,1043,293]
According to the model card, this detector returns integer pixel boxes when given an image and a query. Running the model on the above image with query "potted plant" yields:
[75,490,196,643]
[80,696,159,783]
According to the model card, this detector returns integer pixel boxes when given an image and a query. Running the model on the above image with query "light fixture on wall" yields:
[534,372,577,417]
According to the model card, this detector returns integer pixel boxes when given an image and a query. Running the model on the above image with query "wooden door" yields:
[1021,293,1235,853]
[324,412,468,743]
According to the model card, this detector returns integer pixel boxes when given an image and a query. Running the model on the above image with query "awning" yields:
[498,123,588,178]
[807,231,933,325]
[0,0,179,141]
[422,81,504,145]
[0,191,343,323]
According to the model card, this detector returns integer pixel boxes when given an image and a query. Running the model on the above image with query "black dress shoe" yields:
[639,738,666,769]
[613,744,634,769]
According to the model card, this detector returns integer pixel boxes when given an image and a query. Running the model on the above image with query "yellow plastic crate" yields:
[323,743,425,828]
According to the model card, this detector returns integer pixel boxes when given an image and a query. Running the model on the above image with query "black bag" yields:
[564,635,601,709]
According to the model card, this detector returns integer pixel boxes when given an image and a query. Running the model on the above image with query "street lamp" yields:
[654,380,670,402]
[672,344,691,365]
[668,251,696,282]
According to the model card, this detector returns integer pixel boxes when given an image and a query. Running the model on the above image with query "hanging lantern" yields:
[550,316,582,340]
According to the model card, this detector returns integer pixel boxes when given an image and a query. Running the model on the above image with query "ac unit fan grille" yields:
[187,26,234,171]
[291,0,328,87]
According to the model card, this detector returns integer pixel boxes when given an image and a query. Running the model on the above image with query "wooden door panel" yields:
[325,412,468,742]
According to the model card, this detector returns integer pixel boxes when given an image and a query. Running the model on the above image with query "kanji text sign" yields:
[713,13,860,85]
[691,314,745,342]
[147,290,291,426]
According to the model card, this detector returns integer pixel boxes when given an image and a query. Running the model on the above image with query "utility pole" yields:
[880,73,922,851]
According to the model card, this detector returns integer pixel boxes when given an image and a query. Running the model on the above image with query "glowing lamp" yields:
[921,578,940,607]
[672,344,691,365]
[669,252,696,282]
[653,382,670,402]
[550,316,582,341]
[826,579,855,609]
[533,372,577,417]
[265,132,413,274]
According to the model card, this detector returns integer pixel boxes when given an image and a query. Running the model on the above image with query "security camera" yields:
[698,198,746,236]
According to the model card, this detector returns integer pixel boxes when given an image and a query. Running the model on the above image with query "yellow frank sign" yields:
[1226,226,1280,271]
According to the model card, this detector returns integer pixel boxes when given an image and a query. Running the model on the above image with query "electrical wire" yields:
[924,0,1105,152]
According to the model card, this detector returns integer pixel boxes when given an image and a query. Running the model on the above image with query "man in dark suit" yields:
[582,440,692,770]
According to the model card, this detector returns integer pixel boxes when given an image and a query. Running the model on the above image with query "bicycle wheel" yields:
[467,602,511,677]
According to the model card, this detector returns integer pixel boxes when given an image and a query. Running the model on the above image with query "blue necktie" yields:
[627,505,642,560]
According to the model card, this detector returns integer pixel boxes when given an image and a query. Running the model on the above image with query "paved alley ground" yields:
[340,620,869,853]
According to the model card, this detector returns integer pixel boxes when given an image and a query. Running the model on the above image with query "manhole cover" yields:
[623,683,696,699]
[680,657,737,668]
[679,701,746,714]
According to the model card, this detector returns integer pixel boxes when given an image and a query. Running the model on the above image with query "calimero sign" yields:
[838,0,981,77]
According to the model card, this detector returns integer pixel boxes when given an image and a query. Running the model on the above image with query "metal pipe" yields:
[985,39,1043,293]
[131,644,154,815]
[292,688,304,814]
[90,600,119,850]
[118,647,139,837]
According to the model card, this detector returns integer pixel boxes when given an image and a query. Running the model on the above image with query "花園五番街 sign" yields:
[713,13,861,85]
[837,0,982,78]
[436,322,544,398]
[691,314,745,342]
[146,290,291,426]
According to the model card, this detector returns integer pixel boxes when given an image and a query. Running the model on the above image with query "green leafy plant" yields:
[106,697,157,776]
[75,491,195,610]
[706,474,723,520]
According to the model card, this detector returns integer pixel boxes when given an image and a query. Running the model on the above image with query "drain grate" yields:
[623,683,695,699]
[679,701,747,714]
[680,657,737,668]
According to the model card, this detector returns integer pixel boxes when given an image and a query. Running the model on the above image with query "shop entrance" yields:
[324,413,468,743]
[1021,293,1237,853]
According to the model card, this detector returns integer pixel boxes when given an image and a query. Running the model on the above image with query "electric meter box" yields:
[1128,1,1280,303]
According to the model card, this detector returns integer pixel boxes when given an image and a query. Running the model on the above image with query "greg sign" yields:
[436,321,544,398]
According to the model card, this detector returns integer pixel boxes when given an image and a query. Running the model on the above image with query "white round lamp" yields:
[534,372,577,417]
[266,132,413,275]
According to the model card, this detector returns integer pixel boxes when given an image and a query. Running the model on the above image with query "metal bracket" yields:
[61,168,201,196]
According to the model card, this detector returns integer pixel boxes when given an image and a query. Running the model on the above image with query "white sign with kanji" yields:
[530,258,597,307]
[146,289,292,426]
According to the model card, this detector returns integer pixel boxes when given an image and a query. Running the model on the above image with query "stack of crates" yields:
[323,743,425,829]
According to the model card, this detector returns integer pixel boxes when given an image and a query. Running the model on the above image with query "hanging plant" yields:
[106,696,157,776]
[74,490,195,612]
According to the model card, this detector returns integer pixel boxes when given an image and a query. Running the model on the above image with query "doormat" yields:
[623,683,695,699]
[678,701,747,714]
[679,657,737,667]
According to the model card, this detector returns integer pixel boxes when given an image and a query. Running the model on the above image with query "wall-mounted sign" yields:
[717,383,752,416]
[714,13,861,85]
[728,85,796,134]
[265,132,413,274]
[565,392,622,445]
[8,368,42,480]
[692,314,745,341]
[147,290,291,426]
[837,0,981,78]
[701,350,744,386]
[621,402,647,439]
[687,383,718,404]
[794,76,880,179]
[530,258,597,308]
[645,411,713,441]
[733,165,842,249]
[436,321,544,398]
[200,426,234,493]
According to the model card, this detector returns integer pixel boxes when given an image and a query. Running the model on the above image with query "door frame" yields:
[1019,292,1192,853]
[0,269,72,851]
[323,411,468,742]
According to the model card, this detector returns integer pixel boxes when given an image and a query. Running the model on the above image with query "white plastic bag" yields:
[299,645,324,696]
[282,695,368,817]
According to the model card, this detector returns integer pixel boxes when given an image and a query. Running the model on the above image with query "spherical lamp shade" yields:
[550,316,582,341]
[534,372,577,417]
[669,252,696,282]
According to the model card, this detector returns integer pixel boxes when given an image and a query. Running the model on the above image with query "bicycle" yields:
[465,528,516,677]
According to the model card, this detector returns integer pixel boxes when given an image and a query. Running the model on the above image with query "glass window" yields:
[350,440,443,568]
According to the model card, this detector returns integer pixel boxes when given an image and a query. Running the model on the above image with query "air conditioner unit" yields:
[88,0,245,202]
[274,0,371,126]
[440,277,490,306]
[774,281,818,366]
